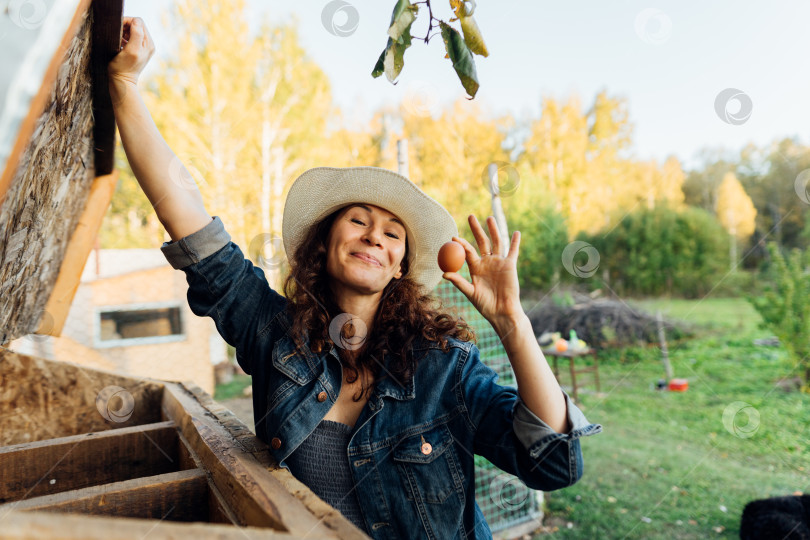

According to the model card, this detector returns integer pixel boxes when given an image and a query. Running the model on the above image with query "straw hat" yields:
[282,166,458,292]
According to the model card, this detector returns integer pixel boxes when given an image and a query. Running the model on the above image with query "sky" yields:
[131,0,810,170]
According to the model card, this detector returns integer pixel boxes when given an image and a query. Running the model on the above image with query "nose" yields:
[362,227,383,247]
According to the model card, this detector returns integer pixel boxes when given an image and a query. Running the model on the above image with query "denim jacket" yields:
[160,216,603,539]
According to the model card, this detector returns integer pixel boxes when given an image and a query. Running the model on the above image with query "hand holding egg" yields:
[439,215,523,334]
[438,240,466,273]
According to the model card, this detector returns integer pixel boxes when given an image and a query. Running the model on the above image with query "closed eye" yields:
[352,217,402,240]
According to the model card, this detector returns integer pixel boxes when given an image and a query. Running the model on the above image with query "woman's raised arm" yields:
[108,17,212,242]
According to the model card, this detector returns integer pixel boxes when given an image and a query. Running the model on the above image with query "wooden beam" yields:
[176,429,240,525]
[0,420,181,503]
[91,0,124,175]
[177,381,370,539]
[40,171,118,336]
[3,469,208,521]
[161,382,364,538]
[0,508,335,540]
[0,0,93,209]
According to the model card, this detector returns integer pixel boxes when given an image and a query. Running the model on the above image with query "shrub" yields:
[748,243,810,390]
[579,204,730,297]
[508,203,568,292]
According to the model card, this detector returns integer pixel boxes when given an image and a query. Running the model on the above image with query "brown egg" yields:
[438,241,466,273]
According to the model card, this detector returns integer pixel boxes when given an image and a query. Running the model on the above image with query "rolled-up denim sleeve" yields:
[159,216,287,374]
[461,344,602,491]
[513,390,602,459]
[160,215,232,269]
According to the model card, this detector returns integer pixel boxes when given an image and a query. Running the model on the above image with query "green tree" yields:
[103,0,333,291]
[507,200,568,293]
[582,205,730,297]
[750,243,810,390]
[518,92,685,237]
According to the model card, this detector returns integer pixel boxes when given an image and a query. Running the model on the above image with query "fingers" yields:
[143,20,155,55]
[468,214,506,256]
[507,230,520,261]
[486,216,501,256]
[452,236,479,268]
[468,214,491,255]
[452,235,481,264]
[458,215,521,262]
[442,271,474,299]
[120,17,148,52]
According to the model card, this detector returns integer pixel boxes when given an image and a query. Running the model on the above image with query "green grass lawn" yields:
[213,374,252,401]
[537,297,810,539]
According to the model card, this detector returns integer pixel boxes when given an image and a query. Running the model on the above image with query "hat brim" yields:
[282,167,459,292]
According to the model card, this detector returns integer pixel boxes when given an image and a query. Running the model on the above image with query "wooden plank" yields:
[3,469,208,521]
[0,508,335,540]
[90,0,124,175]
[0,0,93,209]
[176,429,240,525]
[179,382,370,539]
[40,171,118,336]
[161,381,364,538]
[0,420,180,503]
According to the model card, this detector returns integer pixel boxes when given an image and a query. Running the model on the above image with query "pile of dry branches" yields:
[527,291,690,349]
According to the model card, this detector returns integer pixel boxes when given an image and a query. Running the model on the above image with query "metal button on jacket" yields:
[420,435,432,455]
[271,437,282,449]
[317,391,327,402]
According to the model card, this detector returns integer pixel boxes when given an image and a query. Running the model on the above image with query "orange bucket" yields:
[668,378,688,392]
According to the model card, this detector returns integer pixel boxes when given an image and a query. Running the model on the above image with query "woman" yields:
[109,17,601,539]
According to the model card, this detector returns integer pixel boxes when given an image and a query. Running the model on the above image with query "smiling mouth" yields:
[351,253,382,267]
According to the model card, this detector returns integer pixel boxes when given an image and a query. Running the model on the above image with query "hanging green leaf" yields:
[449,0,489,57]
[371,0,418,82]
[372,44,387,78]
[440,21,479,98]
[388,0,418,43]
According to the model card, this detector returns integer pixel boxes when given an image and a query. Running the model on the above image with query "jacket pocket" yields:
[393,423,463,505]
[267,336,317,412]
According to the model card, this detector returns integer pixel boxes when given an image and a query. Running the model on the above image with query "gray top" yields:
[285,419,370,535]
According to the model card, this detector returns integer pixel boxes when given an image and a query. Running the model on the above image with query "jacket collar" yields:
[327,343,416,401]
[280,309,418,401]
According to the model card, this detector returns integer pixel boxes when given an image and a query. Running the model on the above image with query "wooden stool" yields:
[540,347,600,402]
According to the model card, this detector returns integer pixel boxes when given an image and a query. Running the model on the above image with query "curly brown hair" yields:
[282,205,475,402]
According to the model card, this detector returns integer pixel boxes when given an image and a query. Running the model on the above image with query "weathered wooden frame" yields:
[0,349,369,539]
[0,0,124,341]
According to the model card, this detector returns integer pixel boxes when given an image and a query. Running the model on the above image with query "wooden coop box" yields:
[0,1,367,538]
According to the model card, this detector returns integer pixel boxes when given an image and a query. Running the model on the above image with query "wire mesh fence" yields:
[433,267,544,535]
